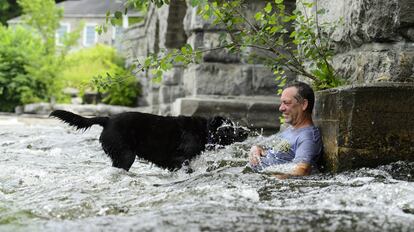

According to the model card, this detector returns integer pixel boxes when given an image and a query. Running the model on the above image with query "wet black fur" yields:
[50,110,249,171]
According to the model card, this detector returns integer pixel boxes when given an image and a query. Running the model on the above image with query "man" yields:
[248,81,323,179]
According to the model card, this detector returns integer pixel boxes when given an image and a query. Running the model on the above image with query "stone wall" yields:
[122,2,189,113]
[122,0,286,132]
[312,0,414,84]
[314,83,414,172]
[308,0,414,171]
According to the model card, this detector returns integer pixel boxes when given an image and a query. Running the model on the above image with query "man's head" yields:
[279,81,315,127]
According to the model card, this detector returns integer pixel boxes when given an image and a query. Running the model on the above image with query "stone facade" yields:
[308,0,414,171]
[314,83,414,172]
[122,0,284,132]
[313,0,414,84]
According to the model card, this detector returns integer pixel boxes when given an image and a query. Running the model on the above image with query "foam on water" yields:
[0,116,413,231]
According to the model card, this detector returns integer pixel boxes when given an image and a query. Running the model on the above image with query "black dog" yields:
[50,110,249,171]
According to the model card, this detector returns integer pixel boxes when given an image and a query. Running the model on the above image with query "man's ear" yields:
[301,99,308,112]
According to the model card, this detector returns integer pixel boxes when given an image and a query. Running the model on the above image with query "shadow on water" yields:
[0,117,413,231]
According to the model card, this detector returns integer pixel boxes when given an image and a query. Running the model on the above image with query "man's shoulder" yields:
[296,126,321,143]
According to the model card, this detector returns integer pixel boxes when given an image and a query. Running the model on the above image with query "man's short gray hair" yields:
[283,81,315,114]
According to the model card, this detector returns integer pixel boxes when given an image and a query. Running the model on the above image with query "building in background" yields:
[8,0,143,50]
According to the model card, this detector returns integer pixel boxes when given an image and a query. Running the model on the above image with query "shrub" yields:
[60,44,140,106]
[0,25,61,112]
[99,68,141,107]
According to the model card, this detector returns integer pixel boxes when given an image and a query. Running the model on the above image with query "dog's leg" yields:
[110,151,136,171]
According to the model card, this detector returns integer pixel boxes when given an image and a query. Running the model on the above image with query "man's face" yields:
[279,87,307,126]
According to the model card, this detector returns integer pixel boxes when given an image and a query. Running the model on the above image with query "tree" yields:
[0,0,83,112]
[0,0,21,25]
[108,0,343,91]
[17,0,62,54]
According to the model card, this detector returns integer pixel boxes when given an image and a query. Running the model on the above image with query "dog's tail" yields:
[49,110,109,130]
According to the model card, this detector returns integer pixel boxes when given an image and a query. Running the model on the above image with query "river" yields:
[0,115,413,231]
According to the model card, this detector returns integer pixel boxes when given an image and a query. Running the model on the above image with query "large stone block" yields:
[162,66,184,85]
[183,63,277,96]
[314,83,414,172]
[399,0,414,26]
[159,85,185,104]
[250,65,283,95]
[316,0,412,47]
[183,63,251,96]
[332,42,414,83]
[145,82,160,106]
[187,32,240,63]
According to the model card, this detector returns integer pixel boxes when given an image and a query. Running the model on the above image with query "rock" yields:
[183,63,278,96]
[314,82,414,172]
[23,103,52,115]
[159,85,185,104]
[21,103,151,116]
[332,42,414,83]
[187,32,240,63]
[317,0,401,47]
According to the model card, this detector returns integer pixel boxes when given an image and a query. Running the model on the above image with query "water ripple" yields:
[0,116,413,231]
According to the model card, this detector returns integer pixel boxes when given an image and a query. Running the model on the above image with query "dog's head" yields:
[207,116,249,146]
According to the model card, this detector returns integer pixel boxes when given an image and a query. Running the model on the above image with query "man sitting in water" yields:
[248,81,323,179]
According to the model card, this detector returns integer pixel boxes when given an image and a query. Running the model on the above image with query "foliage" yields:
[17,0,63,54]
[120,0,343,91]
[62,45,140,106]
[0,26,61,112]
[0,0,22,25]
[0,0,83,112]
[60,45,122,87]
[92,68,141,107]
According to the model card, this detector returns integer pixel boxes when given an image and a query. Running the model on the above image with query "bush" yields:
[0,25,62,112]
[100,68,141,107]
[60,44,140,106]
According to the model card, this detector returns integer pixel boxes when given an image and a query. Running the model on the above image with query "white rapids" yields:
[0,115,413,232]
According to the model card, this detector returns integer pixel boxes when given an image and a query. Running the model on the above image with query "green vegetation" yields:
[62,45,140,107]
[0,0,71,112]
[0,0,22,25]
[60,45,123,88]
[0,25,62,112]
[0,0,140,112]
[118,0,343,91]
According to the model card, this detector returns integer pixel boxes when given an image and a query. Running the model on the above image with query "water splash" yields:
[0,116,413,231]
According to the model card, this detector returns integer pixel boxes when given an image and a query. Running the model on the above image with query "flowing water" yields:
[0,115,413,232]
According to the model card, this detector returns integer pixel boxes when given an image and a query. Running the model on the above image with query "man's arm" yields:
[272,162,312,179]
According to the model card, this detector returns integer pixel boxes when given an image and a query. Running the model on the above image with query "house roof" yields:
[8,0,142,23]
[57,0,142,18]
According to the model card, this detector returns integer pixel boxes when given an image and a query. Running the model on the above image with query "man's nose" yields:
[279,104,285,112]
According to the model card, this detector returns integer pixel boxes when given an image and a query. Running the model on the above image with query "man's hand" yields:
[272,163,311,179]
[248,145,265,165]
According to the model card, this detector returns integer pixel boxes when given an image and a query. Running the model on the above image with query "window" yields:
[83,24,97,46]
[112,26,123,50]
[112,26,123,41]
[56,23,70,46]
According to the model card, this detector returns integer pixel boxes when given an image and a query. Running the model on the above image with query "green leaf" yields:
[254,12,263,21]
[264,3,272,14]
[114,11,123,19]
[190,0,200,7]
[174,55,186,63]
